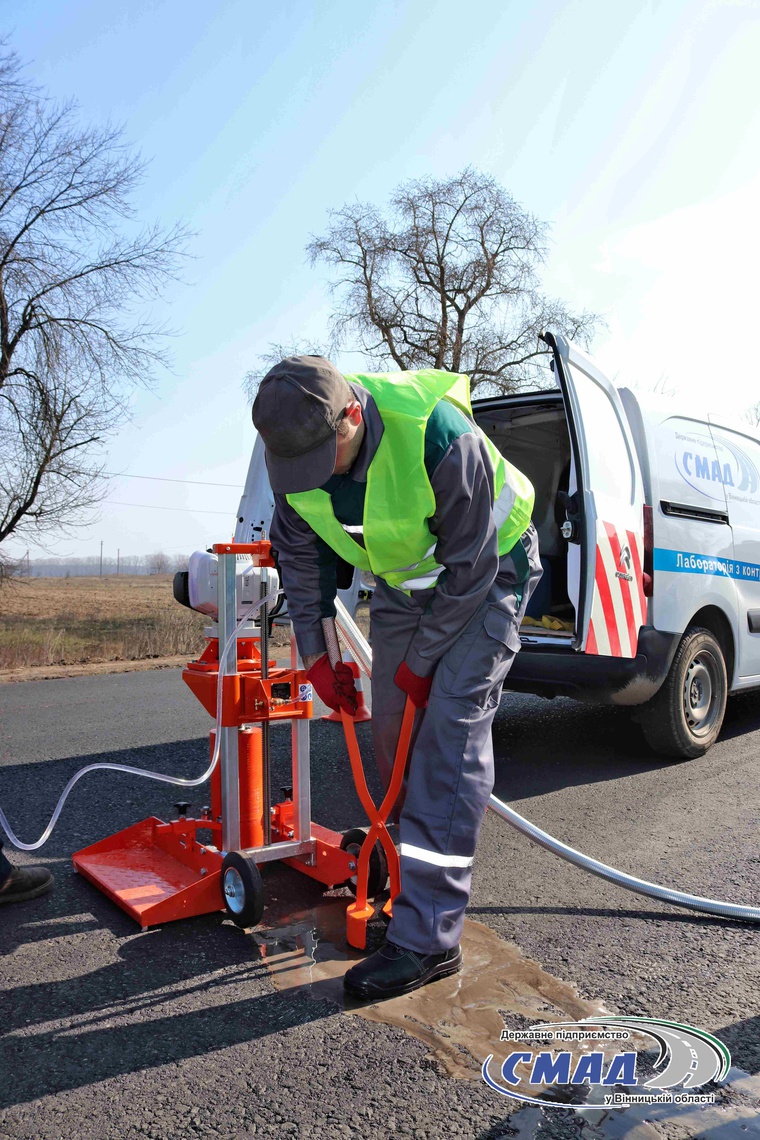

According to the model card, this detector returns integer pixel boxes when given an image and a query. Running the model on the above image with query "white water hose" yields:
[332,598,760,925]
[0,589,282,851]
[3,590,758,923]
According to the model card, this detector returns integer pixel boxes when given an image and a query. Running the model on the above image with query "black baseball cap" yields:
[251,355,353,493]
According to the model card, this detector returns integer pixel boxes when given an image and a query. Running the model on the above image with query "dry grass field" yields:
[0,575,212,672]
[0,575,369,680]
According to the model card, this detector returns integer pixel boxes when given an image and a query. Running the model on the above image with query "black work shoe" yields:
[0,865,54,905]
[344,939,462,999]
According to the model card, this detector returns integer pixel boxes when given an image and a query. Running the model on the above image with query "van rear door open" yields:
[543,333,646,659]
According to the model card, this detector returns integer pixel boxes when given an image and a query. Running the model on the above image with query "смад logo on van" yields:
[676,433,759,502]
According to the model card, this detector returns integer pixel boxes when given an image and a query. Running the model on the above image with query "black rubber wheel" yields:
[340,827,389,898]
[638,626,728,759]
[221,851,265,928]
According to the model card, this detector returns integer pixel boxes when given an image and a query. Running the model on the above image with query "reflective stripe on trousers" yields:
[370,524,543,954]
[399,843,474,868]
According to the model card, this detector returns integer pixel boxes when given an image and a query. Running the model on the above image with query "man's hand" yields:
[306,654,358,715]
[394,661,433,708]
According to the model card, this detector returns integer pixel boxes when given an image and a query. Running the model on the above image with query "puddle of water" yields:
[254,895,622,1092]
[355,918,615,1085]
[254,895,358,1008]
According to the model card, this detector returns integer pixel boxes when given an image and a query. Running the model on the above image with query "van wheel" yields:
[639,627,727,759]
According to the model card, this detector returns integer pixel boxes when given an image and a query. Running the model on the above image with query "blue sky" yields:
[4,0,760,559]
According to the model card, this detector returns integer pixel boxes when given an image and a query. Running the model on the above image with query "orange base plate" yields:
[72,817,224,929]
[74,817,367,931]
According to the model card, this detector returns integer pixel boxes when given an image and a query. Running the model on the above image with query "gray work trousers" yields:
[370,523,542,954]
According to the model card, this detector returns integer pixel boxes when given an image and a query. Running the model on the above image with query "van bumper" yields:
[506,627,680,706]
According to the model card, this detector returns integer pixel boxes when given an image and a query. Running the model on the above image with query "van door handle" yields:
[558,491,581,544]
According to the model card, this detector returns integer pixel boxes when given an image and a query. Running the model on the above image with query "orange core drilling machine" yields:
[73,539,412,949]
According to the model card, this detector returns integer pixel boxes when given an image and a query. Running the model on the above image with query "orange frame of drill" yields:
[73,541,409,949]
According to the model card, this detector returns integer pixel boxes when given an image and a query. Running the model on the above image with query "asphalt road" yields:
[0,668,759,1139]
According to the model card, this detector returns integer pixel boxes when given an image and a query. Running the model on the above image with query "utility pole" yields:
[117,548,120,576]
[25,549,30,577]
[99,540,103,577]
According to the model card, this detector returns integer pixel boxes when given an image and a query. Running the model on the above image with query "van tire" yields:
[638,627,727,759]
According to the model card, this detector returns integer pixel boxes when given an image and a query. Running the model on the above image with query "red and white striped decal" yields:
[586,521,646,658]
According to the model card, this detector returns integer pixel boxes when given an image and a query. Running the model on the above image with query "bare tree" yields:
[743,400,760,428]
[1,365,116,549]
[306,168,601,395]
[243,338,329,402]
[0,45,189,555]
[0,548,20,583]
[146,551,171,575]
[649,373,680,398]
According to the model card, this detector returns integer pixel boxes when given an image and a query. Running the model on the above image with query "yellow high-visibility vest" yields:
[286,369,534,592]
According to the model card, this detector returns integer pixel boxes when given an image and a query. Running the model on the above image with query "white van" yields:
[234,334,760,760]
[473,332,760,759]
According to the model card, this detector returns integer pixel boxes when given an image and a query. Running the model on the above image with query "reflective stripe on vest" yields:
[286,370,534,593]
[331,528,447,591]
[492,479,517,531]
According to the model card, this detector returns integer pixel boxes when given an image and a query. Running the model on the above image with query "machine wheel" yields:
[638,627,728,759]
[340,827,389,898]
[221,851,265,928]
